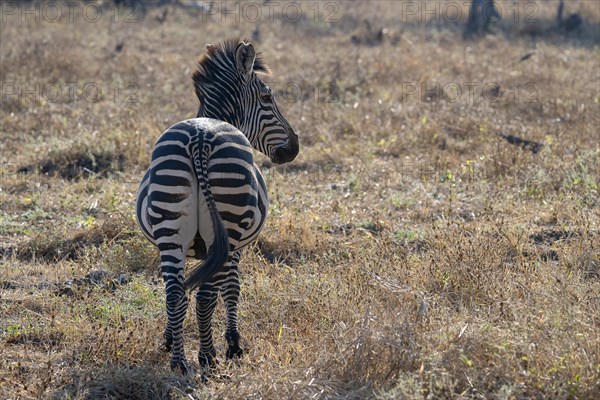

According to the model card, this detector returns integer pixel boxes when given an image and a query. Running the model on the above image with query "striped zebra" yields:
[135,39,299,374]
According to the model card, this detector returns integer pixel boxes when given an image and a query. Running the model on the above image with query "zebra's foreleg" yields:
[160,251,189,375]
[196,282,219,369]
[222,251,244,360]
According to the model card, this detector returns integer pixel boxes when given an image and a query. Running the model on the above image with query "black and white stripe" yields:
[135,39,298,374]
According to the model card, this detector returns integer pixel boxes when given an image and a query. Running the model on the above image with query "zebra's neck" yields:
[196,106,239,126]
[196,100,255,144]
[195,91,244,130]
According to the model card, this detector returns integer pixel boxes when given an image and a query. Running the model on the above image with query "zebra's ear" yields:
[206,43,215,51]
[235,41,256,79]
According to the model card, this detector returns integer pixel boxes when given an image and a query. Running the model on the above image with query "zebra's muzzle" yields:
[270,132,299,164]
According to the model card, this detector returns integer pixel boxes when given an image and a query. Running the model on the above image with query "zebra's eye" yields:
[260,92,272,103]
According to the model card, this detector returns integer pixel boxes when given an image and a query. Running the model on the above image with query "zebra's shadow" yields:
[51,359,232,399]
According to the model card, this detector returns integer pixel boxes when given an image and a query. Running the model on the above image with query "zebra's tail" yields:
[184,138,230,291]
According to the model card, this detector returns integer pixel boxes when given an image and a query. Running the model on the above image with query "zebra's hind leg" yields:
[222,251,244,360]
[196,282,219,369]
[160,248,190,375]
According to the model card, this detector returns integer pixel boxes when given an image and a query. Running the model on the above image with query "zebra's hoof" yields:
[226,345,244,360]
[199,351,217,369]
[164,332,173,352]
[170,359,190,376]
[225,331,243,359]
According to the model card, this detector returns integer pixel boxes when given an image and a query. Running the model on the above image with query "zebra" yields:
[135,39,299,374]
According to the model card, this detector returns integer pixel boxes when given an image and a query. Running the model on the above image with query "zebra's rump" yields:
[137,118,269,257]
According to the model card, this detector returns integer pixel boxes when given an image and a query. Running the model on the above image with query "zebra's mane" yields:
[192,38,270,103]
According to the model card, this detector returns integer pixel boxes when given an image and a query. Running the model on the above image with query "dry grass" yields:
[1,1,599,399]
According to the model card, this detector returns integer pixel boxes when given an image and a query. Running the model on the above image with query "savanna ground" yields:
[0,0,599,398]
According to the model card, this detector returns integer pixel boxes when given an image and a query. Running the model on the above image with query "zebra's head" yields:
[192,39,299,164]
